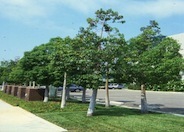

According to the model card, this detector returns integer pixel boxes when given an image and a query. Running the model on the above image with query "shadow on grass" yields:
[94,105,160,117]
[49,97,88,104]
[152,107,184,115]
[49,97,163,116]
[0,92,165,117]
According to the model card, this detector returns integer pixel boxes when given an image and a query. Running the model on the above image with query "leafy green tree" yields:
[140,37,183,86]
[76,28,103,105]
[128,20,183,90]
[50,37,77,108]
[0,59,19,84]
[75,27,103,116]
[9,61,25,84]
[19,42,56,102]
[86,8,126,108]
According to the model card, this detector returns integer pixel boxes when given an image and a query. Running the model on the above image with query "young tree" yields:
[86,8,126,107]
[140,37,183,86]
[75,28,102,115]
[128,20,183,90]
[50,37,77,108]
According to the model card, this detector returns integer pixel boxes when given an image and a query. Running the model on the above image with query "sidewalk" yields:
[0,100,67,132]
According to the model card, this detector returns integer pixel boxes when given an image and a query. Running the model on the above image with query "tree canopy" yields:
[128,20,183,90]
[0,11,183,93]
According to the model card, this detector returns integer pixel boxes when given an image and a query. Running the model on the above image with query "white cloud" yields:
[121,0,184,18]
[53,0,184,18]
[0,0,47,20]
[0,0,100,28]
[0,0,183,34]
[1,0,184,23]
[56,0,100,14]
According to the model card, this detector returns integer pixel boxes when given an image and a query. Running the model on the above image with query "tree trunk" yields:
[1,81,5,91]
[32,81,35,88]
[141,84,148,113]
[87,89,98,116]
[66,87,70,100]
[61,72,67,108]
[105,77,110,107]
[43,85,49,102]
[82,88,86,103]
[29,81,31,87]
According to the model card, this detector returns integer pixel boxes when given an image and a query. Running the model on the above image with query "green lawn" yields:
[1,91,184,132]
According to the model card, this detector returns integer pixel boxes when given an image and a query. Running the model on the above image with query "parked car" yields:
[57,84,83,92]
[57,86,63,91]
[68,84,83,92]
[99,85,105,89]
[108,83,124,89]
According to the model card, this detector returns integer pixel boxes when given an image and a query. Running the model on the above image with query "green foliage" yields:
[128,20,184,90]
[1,10,183,92]
[9,62,25,84]
[84,8,127,88]
[75,29,103,89]
[127,84,141,90]
[0,59,19,84]
[147,81,184,92]
[138,37,183,85]
[16,40,57,86]
[87,8,125,34]
[50,37,79,86]
[0,91,88,113]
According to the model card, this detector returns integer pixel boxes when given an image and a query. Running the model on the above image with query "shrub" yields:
[128,81,184,92]
[127,84,140,90]
[147,81,184,92]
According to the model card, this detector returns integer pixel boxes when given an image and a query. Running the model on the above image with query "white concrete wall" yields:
[169,33,184,56]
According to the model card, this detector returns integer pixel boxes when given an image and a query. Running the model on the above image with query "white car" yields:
[108,83,124,89]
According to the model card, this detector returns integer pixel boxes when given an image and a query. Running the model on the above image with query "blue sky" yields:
[0,0,184,61]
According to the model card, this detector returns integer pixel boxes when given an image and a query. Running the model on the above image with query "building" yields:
[169,33,184,56]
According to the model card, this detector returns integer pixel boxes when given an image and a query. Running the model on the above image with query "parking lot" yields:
[68,89,184,115]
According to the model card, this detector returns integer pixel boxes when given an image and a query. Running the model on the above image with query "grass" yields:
[1,91,184,132]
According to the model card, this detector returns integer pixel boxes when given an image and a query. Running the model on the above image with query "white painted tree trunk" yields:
[87,89,98,116]
[1,81,5,91]
[82,88,86,103]
[29,81,31,87]
[61,72,67,108]
[105,77,110,107]
[141,84,148,113]
[43,85,49,102]
[32,81,35,88]
[66,88,70,100]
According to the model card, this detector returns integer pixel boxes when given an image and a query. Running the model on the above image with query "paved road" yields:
[0,100,67,132]
[69,89,184,115]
